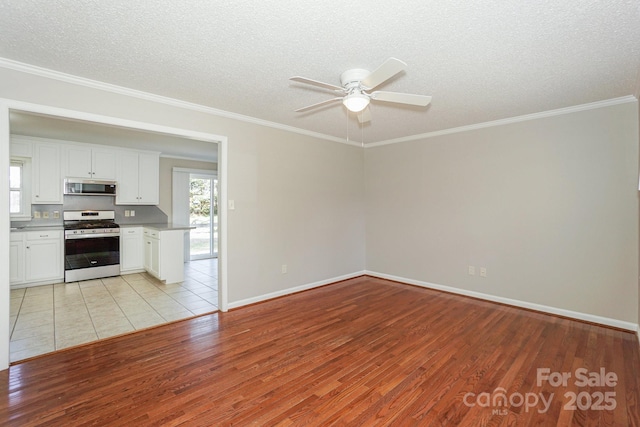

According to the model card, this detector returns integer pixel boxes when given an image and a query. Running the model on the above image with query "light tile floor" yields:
[10,258,218,363]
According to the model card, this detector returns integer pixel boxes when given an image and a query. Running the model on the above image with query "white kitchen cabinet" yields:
[116,151,159,205]
[32,142,63,204]
[11,230,64,286]
[25,230,63,283]
[10,233,25,284]
[143,228,185,284]
[64,145,117,180]
[137,153,160,204]
[143,230,160,277]
[120,227,144,273]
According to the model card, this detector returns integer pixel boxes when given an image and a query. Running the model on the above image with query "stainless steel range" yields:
[63,210,120,282]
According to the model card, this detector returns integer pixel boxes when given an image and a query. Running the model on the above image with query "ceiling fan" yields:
[290,57,432,123]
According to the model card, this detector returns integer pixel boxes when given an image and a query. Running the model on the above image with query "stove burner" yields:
[62,210,120,231]
[64,220,119,230]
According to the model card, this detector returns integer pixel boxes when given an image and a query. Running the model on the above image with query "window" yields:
[10,158,31,220]
[10,161,23,214]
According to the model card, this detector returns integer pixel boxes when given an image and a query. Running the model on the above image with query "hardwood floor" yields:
[1,276,638,426]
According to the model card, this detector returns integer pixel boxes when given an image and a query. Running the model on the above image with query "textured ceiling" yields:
[0,0,639,145]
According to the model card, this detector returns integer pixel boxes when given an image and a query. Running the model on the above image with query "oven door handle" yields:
[65,233,120,240]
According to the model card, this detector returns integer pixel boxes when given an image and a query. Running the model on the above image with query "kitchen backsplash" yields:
[10,196,168,227]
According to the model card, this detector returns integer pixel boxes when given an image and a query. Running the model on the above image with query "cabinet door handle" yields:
[40,235,48,238]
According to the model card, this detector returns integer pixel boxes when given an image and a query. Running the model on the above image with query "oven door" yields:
[64,233,120,281]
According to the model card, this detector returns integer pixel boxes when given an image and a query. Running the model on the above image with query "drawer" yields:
[122,227,142,236]
[26,230,62,241]
[144,229,159,238]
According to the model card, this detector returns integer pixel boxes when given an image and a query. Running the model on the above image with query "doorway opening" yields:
[189,174,218,260]
[0,102,229,369]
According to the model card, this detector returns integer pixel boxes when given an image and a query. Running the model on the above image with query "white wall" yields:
[635,77,640,337]
[228,126,364,302]
[365,101,639,324]
[0,103,9,369]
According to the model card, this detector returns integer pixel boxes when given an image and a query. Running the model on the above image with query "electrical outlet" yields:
[124,210,130,217]
[42,211,49,219]
[53,211,60,219]
[281,264,288,274]
[480,267,487,277]
[33,211,41,219]
[468,265,475,276]
[130,210,135,217]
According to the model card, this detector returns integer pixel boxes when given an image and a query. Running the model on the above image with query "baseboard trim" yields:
[227,271,366,310]
[10,277,64,289]
[120,269,146,275]
[365,271,638,332]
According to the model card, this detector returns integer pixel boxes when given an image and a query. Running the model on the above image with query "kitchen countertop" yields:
[11,224,195,232]
[10,225,64,232]
[120,223,195,231]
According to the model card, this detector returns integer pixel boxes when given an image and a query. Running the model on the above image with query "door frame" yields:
[0,99,229,371]
[188,172,217,260]
[172,167,218,260]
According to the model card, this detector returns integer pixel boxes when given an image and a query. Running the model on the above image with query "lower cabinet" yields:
[143,230,160,277]
[10,234,25,284]
[10,227,186,287]
[120,227,144,273]
[143,228,185,284]
[11,230,64,287]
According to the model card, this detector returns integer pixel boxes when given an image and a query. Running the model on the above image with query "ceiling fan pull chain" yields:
[346,108,350,144]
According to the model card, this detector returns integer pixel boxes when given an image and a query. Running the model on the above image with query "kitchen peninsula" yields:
[120,223,194,284]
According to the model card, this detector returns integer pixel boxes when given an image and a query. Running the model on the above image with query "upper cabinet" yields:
[10,136,160,207]
[63,145,117,180]
[116,151,160,205]
[32,142,63,204]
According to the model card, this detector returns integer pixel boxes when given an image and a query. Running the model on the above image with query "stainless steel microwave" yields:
[64,178,117,196]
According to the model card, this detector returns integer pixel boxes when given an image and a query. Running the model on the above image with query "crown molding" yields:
[0,57,347,145]
[366,95,638,148]
[2,58,636,150]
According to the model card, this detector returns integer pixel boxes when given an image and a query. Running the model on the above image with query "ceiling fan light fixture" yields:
[292,58,430,123]
[343,93,370,112]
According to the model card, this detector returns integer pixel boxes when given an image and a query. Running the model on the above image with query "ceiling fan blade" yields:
[294,97,343,112]
[290,76,344,92]
[357,107,371,124]
[361,57,407,90]
[370,91,432,107]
